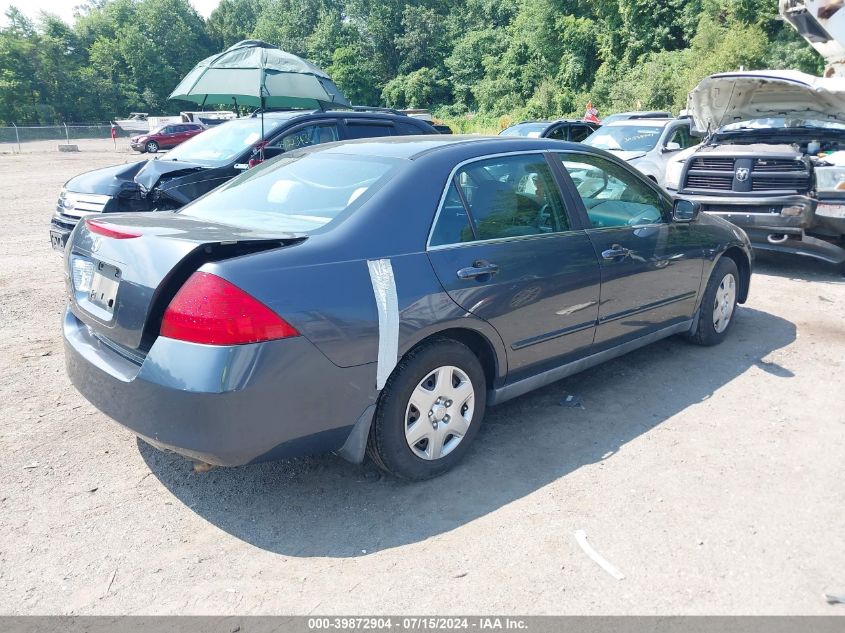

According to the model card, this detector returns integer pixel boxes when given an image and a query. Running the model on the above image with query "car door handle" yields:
[601,245,631,260]
[457,261,500,280]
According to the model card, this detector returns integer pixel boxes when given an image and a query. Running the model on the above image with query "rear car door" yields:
[554,151,704,347]
[427,151,601,380]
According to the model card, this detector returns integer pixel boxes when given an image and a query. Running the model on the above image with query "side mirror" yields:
[673,198,700,223]
[663,142,681,153]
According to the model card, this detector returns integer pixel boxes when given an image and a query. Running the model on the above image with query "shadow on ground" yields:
[141,307,796,558]
[754,251,844,283]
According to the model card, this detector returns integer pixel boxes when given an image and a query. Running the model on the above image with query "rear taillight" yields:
[86,218,142,239]
[160,272,299,345]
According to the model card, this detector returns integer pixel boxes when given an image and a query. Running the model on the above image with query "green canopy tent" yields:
[169,39,350,154]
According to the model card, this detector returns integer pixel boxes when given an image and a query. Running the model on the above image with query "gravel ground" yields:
[1,142,844,615]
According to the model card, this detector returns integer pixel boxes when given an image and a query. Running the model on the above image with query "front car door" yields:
[554,151,704,348]
[426,151,601,381]
[159,126,178,148]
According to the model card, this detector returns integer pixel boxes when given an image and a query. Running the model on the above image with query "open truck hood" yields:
[688,70,845,133]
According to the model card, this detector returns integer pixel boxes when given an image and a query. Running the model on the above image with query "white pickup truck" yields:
[664,0,845,271]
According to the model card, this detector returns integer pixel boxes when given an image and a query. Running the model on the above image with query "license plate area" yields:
[50,230,67,252]
[88,262,121,313]
[816,203,845,219]
[71,256,121,319]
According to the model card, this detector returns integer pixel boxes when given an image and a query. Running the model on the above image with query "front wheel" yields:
[145,140,159,153]
[367,338,486,480]
[686,257,739,346]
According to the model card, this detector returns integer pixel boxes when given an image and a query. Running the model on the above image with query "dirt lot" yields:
[0,141,843,615]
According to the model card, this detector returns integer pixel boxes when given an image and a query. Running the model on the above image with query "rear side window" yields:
[182,153,404,233]
[396,121,427,135]
[430,154,571,246]
[345,122,395,139]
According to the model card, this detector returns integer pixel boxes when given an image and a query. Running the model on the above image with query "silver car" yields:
[584,118,699,186]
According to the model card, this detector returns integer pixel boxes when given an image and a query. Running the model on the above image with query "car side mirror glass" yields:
[664,142,681,152]
[673,198,700,222]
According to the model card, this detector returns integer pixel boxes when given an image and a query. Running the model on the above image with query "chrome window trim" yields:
[425,149,574,251]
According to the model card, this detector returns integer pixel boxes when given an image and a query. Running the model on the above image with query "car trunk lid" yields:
[66,212,305,351]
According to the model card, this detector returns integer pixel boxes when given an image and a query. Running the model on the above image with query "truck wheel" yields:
[367,338,486,481]
[686,257,739,346]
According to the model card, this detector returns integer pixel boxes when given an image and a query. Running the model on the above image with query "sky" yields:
[1,0,222,24]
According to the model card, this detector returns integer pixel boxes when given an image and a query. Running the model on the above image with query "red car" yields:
[129,123,204,153]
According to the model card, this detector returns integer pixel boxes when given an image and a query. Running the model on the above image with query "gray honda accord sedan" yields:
[63,136,753,480]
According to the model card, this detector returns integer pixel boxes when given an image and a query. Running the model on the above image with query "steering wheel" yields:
[534,203,554,232]
[626,208,659,227]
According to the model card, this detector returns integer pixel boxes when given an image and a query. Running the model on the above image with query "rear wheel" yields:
[367,338,486,480]
[145,140,159,153]
[686,257,739,346]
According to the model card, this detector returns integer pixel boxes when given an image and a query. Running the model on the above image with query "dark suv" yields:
[50,109,436,251]
[499,120,599,142]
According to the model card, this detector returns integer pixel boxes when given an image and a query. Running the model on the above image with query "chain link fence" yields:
[0,123,137,153]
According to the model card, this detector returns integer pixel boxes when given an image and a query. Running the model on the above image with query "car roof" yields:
[508,119,592,127]
[249,109,428,125]
[600,118,677,127]
[308,134,586,160]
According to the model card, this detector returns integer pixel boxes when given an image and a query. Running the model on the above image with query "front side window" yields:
[181,153,404,234]
[666,125,695,149]
[274,124,339,152]
[547,126,567,140]
[557,153,666,228]
[430,154,571,246]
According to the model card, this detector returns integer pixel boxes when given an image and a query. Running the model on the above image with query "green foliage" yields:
[0,0,831,125]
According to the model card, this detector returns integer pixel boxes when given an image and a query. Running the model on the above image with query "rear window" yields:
[180,152,404,233]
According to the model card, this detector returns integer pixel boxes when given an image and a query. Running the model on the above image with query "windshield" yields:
[583,125,664,152]
[181,152,405,233]
[163,117,286,166]
[500,123,548,138]
[720,117,845,132]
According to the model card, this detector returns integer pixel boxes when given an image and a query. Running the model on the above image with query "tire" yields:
[145,140,159,153]
[686,257,740,346]
[367,337,487,481]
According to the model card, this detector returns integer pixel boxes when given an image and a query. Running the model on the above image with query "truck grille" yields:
[689,157,734,172]
[682,156,810,194]
[686,174,733,190]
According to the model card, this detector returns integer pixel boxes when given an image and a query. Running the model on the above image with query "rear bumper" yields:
[63,308,377,466]
[673,192,845,265]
